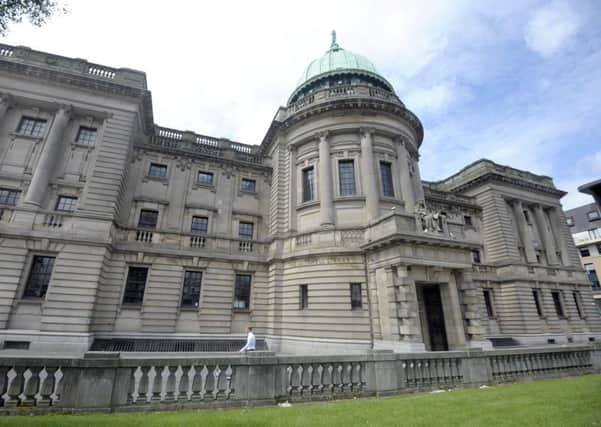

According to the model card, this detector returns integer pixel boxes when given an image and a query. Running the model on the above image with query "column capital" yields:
[54,104,74,118]
[317,130,329,142]
[0,93,14,107]
[359,127,375,137]
[287,144,297,153]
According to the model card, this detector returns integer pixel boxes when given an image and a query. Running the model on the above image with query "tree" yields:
[0,0,65,36]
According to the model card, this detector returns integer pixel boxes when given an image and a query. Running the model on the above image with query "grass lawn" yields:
[2,375,600,427]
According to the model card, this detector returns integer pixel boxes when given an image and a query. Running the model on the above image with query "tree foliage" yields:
[0,0,64,35]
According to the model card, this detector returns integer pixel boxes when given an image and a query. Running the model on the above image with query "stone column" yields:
[412,154,425,202]
[533,204,559,265]
[24,106,72,206]
[360,128,380,222]
[0,94,13,121]
[395,137,415,213]
[548,207,571,266]
[455,270,487,346]
[511,200,537,263]
[318,132,334,228]
[288,145,297,232]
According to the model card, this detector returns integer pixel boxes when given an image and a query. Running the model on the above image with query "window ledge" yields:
[232,308,251,313]
[334,195,365,202]
[144,175,168,183]
[179,306,200,312]
[297,200,320,211]
[71,142,95,149]
[120,304,143,310]
[192,183,216,192]
[18,298,44,305]
[10,132,43,141]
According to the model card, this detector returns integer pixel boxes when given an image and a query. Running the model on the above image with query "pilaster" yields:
[395,137,415,213]
[360,128,379,222]
[288,145,297,232]
[533,204,559,265]
[318,131,334,228]
[511,200,537,263]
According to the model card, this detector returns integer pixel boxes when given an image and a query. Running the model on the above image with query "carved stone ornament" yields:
[415,201,447,233]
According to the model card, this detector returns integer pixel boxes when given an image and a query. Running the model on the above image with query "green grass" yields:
[2,375,601,427]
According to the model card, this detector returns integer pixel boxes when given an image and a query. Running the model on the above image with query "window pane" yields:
[533,290,543,317]
[23,256,55,299]
[483,289,494,318]
[350,283,362,309]
[55,196,78,212]
[551,291,564,317]
[299,284,308,310]
[191,216,208,234]
[17,117,46,137]
[241,179,256,192]
[338,160,356,196]
[233,274,251,309]
[472,250,481,264]
[76,126,97,145]
[580,248,591,257]
[572,291,583,318]
[302,167,314,202]
[197,171,214,185]
[380,161,394,197]
[122,267,148,305]
[181,271,202,308]
[148,163,167,178]
[138,210,158,229]
[239,222,254,239]
[0,188,19,205]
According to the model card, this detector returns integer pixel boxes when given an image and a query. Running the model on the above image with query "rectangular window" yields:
[0,188,19,206]
[302,167,314,202]
[233,274,251,310]
[55,196,77,212]
[138,209,158,229]
[191,216,208,234]
[197,171,214,185]
[148,163,167,178]
[588,210,600,221]
[23,256,55,299]
[464,215,473,226]
[551,291,565,318]
[483,289,494,318]
[76,126,97,145]
[238,221,254,240]
[566,217,574,226]
[350,283,362,309]
[580,248,591,257]
[472,250,481,264]
[572,291,583,319]
[299,284,308,310]
[380,161,394,197]
[241,178,256,193]
[585,264,599,288]
[338,160,356,196]
[17,117,46,137]
[532,289,543,317]
[122,266,148,305]
[181,271,202,308]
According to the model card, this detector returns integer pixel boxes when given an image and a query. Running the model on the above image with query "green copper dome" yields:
[289,31,395,103]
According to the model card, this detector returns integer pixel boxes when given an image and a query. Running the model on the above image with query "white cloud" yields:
[524,1,581,57]
[405,84,454,114]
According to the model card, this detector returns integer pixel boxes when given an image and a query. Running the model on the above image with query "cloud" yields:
[524,1,581,57]
[405,84,455,114]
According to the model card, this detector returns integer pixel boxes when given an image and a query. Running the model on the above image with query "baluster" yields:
[406,361,415,388]
[163,366,178,402]
[285,366,293,396]
[136,366,150,404]
[331,364,341,394]
[20,367,40,406]
[301,365,312,396]
[203,365,214,399]
[179,366,191,401]
[151,366,164,402]
[312,364,323,395]
[323,365,334,395]
[50,367,63,405]
[0,366,10,406]
[343,363,353,394]
[6,367,25,406]
[224,365,234,399]
[212,365,222,400]
[351,363,361,393]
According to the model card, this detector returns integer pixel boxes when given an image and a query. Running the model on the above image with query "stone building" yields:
[0,36,599,354]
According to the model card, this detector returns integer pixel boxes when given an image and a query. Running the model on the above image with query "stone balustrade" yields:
[0,344,598,414]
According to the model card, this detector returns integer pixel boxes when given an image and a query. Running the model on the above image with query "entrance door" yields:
[422,285,448,351]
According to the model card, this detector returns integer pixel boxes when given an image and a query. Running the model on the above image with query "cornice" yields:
[450,172,566,197]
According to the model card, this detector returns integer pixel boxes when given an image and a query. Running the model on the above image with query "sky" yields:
[2,0,600,209]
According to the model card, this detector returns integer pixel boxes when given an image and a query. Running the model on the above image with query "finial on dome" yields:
[330,30,340,51]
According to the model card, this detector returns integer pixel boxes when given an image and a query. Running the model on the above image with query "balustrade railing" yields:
[190,235,206,248]
[0,365,63,407]
[42,213,64,228]
[400,356,463,390]
[136,230,153,243]
[0,207,14,223]
[284,361,366,398]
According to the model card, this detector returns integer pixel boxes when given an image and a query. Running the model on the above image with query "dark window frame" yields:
[379,161,394,198]
[532,289,544,317]
[464,215,473,226]
[302,166,315,203]
[572,291,584,319]
[233,274,252,310]
[483,289,495,318]
[17,116,46,138]
[588,210,600,221]
[181,270,203,309]
[350,283,362,310]
[238,221,254,240]
[22,255,55,299]
[76,126,97,145]
[55,195,78,212]
[197,171,214,186]
[138,209,159,229]
[580,248,591,257]
[472,250,481,264]
[148,163,168,178]
[240,178,257,193]
[551,291,565,318]
[299,284,308,310]
[0,188,20,206]
[122,266,148,306]
[191,216,209,234]
[338,159,356,196]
